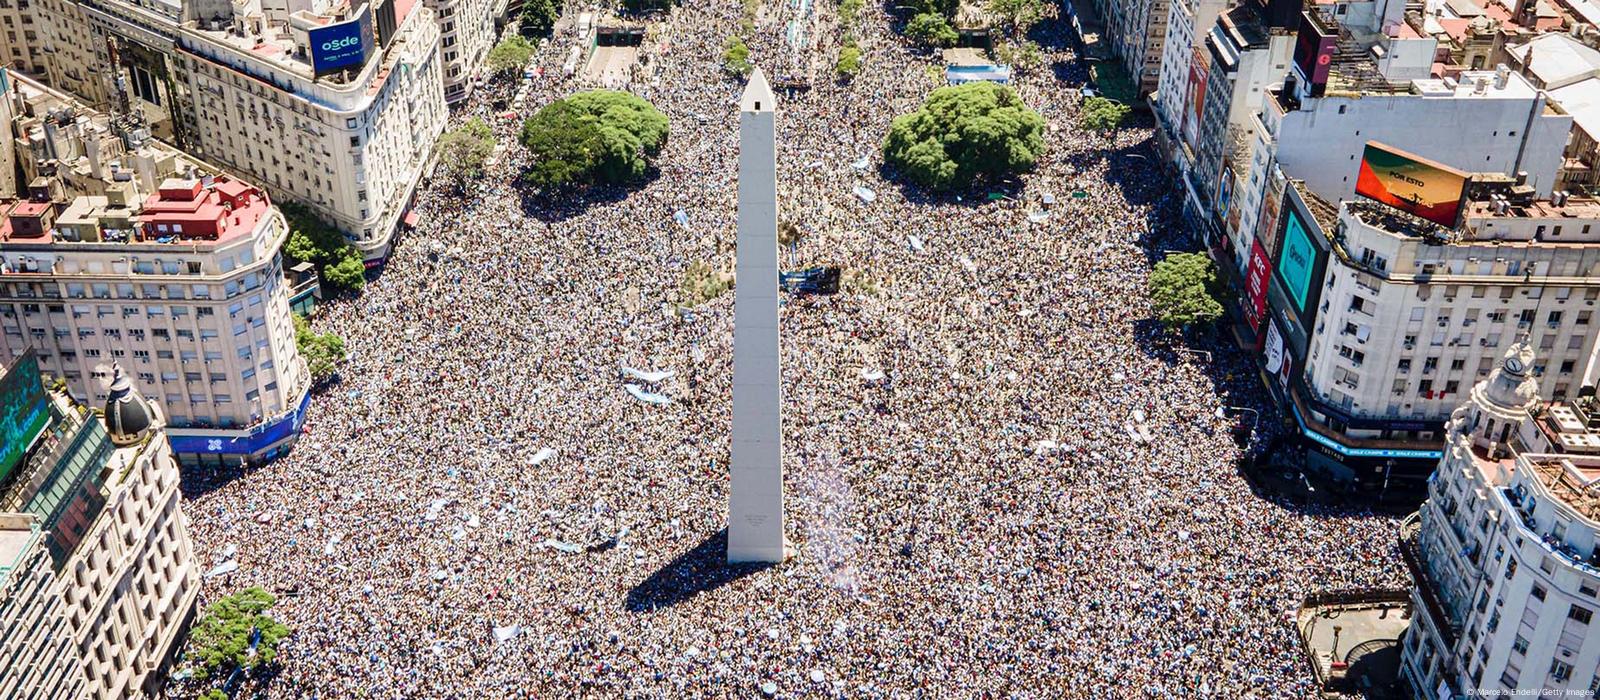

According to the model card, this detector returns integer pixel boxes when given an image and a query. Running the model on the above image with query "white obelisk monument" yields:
[727,67,786,563]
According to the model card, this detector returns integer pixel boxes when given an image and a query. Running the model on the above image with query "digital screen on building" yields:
[1354,141,1469,228]
[0,350,50,483]
[1292,12,1337,97]
[1277,205,1318,314]
[309,4,374,77]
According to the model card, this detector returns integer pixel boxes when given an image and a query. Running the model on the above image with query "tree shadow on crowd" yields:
[875,162,1027,207]
[624,528,774,612]
[515,169,662,224]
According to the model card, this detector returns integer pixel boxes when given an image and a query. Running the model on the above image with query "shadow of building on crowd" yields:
[625,529,775,612]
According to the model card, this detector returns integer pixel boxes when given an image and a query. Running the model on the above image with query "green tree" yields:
[1078,95,1130,132]
[988,0,1044,35]
[1149,252,1224,329]
[995,39,1044,74]
[279,202,365,292]
[905,12,958,47]
[293,315,347,381]
[835,39,862,77]
[521,0,558,37]
[485,35,535,76]
[436,117,496,184]
[436,120,494,181]
[201,690,229,700]
[882,82,1045,191]
[722,36,752,76]
[519,90,669,190]
[839,0,864,28]
[322,248,368,291]
[187,587,292,681]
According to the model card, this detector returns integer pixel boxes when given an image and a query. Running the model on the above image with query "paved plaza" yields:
[177,1,1408,696]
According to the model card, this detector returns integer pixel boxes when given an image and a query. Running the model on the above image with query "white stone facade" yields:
[1401,359,1600,697]
[429,0,501,103]
[1302,200,1600,441]
[0,190,309,437]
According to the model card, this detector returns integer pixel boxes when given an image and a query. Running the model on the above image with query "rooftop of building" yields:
[1536,395,1600,454]
[1291,179,1341,230]
[0,175,271,249]
[1507,32,1600,87]
[1525,454,1600,521]
[184,0,417,90]
[0,518,38,587]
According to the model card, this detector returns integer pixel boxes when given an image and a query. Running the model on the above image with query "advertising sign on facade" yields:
[1216,162,1233,221]
[1245,238,1271,332]
[1256,169,1285,254]
[1277,205,1318,314]
[0,349,50,483]
[1184,48,1208,147]
[309,4,374,77]
[1292,12,1337,98]
[1354,141,1470,228]
[1264,320,1291,390]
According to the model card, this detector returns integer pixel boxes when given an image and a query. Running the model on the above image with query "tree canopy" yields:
[1079,96,1130,132]
[988,0,1045,35]
[1149,252,1224,329]
[881,82,1045,191]
[485,35,535,76]
[187,587,292,681]
[294,314,347,382]
[722,36,753,77]
[519,90,669,190]
[520,0,558,37]
[279,202,365,292]
[436,117,496,185]
[835,38,862,77]
[904,12,958,47]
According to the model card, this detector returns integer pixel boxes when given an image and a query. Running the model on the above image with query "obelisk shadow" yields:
[624,529,775,612]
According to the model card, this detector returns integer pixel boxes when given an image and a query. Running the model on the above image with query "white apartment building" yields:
[0,175,312,464]
[1400,343,1600,698]
[0,355,199,699]
[429,0,501,103]
[1152,0,1225,150]
[1303,195,1600,449]
[176,0,446,261]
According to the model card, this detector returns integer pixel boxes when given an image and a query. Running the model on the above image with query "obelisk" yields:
[727,67,786,563]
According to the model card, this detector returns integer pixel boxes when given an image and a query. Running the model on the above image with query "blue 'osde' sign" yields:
[308,6,373,77]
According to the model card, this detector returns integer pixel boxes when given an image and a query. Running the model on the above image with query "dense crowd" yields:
[179,0,1406,697]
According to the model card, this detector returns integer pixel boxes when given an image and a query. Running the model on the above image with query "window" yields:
[1570,605,1593,625]
[1513,635,1529,655]
[1398,359,1412,372]
[1533,583,1547,601]
[1552,660,1573,682]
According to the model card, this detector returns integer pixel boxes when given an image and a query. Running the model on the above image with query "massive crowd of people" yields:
[179,0,1407,696]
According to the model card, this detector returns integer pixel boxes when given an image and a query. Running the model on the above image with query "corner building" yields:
[1401,341,1600,698]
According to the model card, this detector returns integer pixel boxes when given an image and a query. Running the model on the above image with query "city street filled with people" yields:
[179,0,1407,696]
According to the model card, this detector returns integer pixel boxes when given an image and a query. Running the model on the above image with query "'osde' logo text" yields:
[322,35,361,52]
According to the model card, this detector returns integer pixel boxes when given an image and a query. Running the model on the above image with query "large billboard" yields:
[1277,205,1319,314]
[1292,12,1337,98]
[1354,141,1469,228]
[0,349,51,483]
[309,4,374,77]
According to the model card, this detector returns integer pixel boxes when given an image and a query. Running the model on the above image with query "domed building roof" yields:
[104,364,156,446]
[1480,340,1541,413]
